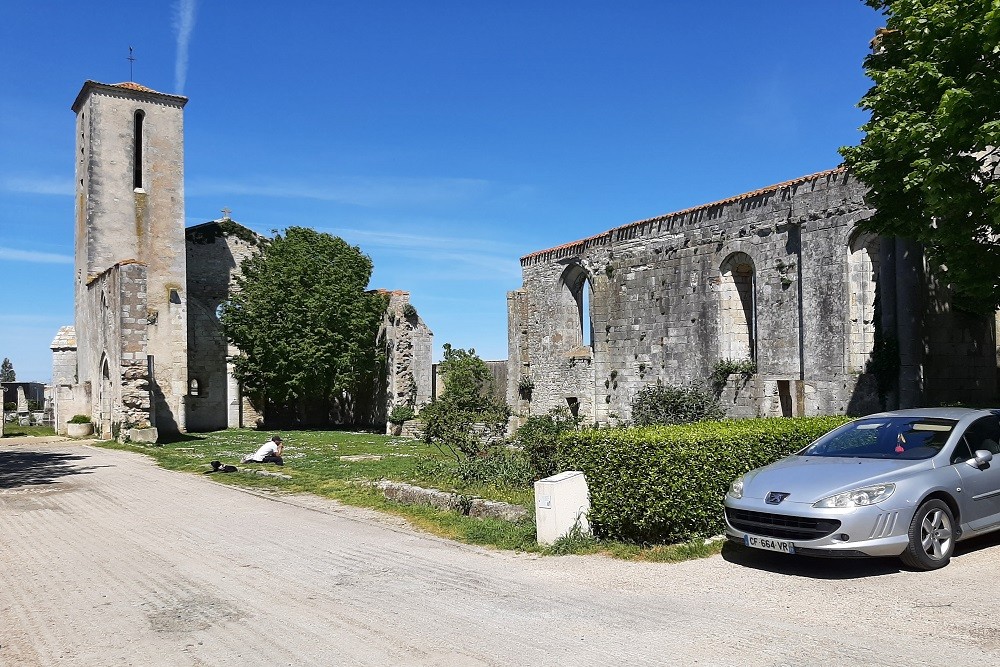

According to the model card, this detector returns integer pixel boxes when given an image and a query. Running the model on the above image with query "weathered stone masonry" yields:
[185,220,263,431]
[509,168,997,424]
[58,81,189,438]
[379,290,434,416]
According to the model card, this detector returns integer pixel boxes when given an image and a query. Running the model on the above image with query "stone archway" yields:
[847,231,880,373]
[719,252,756,361]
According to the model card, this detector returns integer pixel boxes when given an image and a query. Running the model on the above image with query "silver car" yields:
[724,408,1000,570]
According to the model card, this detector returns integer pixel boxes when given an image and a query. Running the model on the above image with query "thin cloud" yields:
[325,227,518,254]
[1,176,73,196]
[0,247,73,264]
[323,226,521,278]
[174,0,197,93]
[187,176,492,208]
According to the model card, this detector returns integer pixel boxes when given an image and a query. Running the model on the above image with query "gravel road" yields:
[2,440,999,666]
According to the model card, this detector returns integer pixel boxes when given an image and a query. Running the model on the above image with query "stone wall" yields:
[431,360,508,404]
[379,291,434,418]
[185,220,262,431]
[73,262,152,437]
[509,168,998,424]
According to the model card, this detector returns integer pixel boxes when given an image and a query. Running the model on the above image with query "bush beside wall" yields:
[558,416,852,544]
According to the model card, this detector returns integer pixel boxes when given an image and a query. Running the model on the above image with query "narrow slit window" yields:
[133,110,144,189]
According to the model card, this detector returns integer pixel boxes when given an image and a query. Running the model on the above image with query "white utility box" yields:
[534,470,590,545]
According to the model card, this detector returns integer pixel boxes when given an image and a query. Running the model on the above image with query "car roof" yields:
[860,407,1000,421]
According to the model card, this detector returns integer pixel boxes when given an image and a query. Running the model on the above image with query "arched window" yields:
[557,264,594,348]
[133,110,144,190]
[719,252,756,361]
[847,232,880,373]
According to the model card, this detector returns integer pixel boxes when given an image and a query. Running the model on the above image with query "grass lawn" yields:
[96,428,723,561]
[2,424,56,437]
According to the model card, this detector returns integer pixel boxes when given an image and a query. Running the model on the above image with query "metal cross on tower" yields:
[128,46,136,81]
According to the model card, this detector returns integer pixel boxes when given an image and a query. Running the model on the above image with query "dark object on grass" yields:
[208,460,238,473]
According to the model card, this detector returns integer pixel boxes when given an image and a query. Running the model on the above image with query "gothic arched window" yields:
[558,264,594,348]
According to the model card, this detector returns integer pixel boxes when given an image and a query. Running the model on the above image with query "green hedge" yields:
[558,416,852,544]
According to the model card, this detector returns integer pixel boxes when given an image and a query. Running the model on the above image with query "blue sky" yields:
[0,2,885,382]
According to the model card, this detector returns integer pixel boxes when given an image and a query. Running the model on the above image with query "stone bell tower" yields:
[69,80,189,437]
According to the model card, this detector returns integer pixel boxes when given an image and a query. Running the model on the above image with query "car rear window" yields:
[799,417,957,459]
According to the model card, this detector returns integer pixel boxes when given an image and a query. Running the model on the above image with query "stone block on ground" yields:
[129,428,158,444]
[376,481,527,522]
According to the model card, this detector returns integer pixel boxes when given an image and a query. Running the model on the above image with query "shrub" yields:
[455,448,534,488]
[710,358,757,391]
[421,399,510,460]
[514,407,581,479]
[630,382,724,426]
[68,414,92,424]
[387,405,415,424]
[421,344,510,460]
[517,375,534,400]
[402,303,418,319]
[558,416,852,544]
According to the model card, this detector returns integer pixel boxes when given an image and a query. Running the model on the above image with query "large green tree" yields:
[0,358,14,382]
[840,0,1000,313]
[222,226,387,424]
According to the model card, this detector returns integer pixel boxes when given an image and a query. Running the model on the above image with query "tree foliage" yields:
[420,345,510,460]
[221,226,387,423]
[0,358,14,382]
[840,0,1000,313]
[435,344,494,409]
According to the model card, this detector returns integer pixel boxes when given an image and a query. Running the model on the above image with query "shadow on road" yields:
[0,449,109,489]
[723,528,1000,577]
[953,528,1000,561]
[720,541,902,579]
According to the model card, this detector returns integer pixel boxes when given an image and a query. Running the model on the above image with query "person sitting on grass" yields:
[241,435,285,466]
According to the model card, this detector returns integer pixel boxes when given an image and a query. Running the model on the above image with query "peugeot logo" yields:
[765,492,790,505]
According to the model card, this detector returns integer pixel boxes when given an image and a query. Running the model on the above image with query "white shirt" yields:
[247,441,279,462]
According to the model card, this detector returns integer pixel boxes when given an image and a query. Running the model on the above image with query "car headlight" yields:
[727,476,745,499]
[813,483,895,508]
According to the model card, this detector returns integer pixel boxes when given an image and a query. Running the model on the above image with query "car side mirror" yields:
[970,450,994,468]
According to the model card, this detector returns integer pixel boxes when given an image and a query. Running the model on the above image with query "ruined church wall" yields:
[511,171,876,422]
[76,262,151,436]
[920,272,997,407]
[380,292,434,417]
[185,227,259,431]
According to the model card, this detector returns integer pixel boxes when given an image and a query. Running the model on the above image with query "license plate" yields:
[744,534,795,553]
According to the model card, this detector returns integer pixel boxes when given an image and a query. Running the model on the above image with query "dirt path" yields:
[2,440,999,666]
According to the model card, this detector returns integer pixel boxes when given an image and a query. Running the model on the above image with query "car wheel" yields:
[899,499,955,570]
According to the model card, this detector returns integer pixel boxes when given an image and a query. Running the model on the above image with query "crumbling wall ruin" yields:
[379,290,434,417]
[509,168,998,425]
[185,220,263,431]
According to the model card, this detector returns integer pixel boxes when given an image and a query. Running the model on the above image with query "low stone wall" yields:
[399,419,424,439]
[376,481,527,522]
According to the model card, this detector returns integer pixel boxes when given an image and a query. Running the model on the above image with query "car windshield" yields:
[799,417,958,459]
